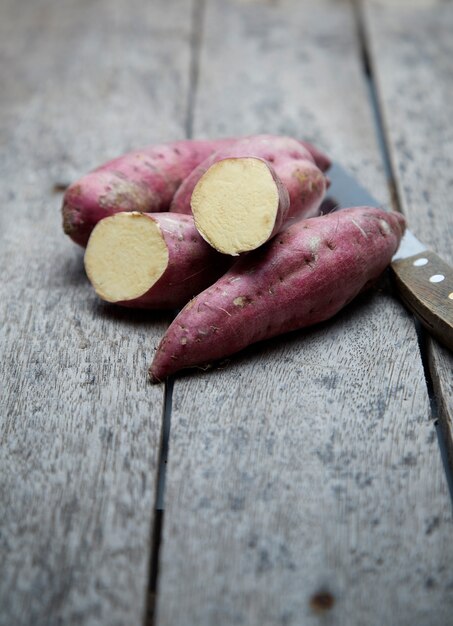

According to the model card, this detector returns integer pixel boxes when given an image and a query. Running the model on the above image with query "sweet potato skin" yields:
[62,136,329,247]
[62,138,235,247]
[149,207,405,381]
[277,158,327,224]
[86,212,234,309]
[299,140,331,173]
[170,135,327,222]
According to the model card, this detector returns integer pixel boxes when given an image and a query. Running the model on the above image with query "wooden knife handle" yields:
[390,250,453,351]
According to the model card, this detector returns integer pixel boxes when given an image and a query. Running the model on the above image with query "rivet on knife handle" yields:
[390,250,453,351]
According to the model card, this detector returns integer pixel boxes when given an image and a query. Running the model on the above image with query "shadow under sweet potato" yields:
[90,299,175,329]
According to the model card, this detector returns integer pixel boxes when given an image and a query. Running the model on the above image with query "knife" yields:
[325,163,453,352]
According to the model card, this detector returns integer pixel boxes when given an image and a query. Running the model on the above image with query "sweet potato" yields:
[84,212,233,309]
[62,138,235,247]
[149,207,405,382]
[169,134,326,217]
[62,135,329,247]
[299,140,331,173]
[191,155,326,255]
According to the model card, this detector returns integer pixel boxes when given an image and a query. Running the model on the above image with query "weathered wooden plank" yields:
[0,0,194,624]
[156,0,453,624]
[362,0,453,468]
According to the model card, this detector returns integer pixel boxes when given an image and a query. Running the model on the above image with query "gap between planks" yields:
[186,0,207,139]
[145,0,208,621]
[145,377,174,625]
[146,1,453,623]
[354,0,453,507]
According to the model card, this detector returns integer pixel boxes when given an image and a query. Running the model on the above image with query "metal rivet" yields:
[429,274,445,283]
[413,257,428,267]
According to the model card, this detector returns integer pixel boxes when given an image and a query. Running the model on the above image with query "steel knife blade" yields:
[325,163,453,351]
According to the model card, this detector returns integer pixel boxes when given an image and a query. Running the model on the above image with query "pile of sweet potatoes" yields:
[62,135,405,382]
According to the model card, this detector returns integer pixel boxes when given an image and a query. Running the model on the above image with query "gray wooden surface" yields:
[363,0,453,468]
[0,0,192,623]
[1,1,452,625]
[156,1,453,625]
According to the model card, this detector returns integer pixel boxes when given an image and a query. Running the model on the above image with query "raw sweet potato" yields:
[62,138,235,247]
[299,140,331,173]
[190,155,326,254]
[149,207,405,382]
[169,134,327,217]
[84,212,233,309]
[62,135,329,247]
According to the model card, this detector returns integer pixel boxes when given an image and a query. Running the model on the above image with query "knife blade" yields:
[325,163,453,352]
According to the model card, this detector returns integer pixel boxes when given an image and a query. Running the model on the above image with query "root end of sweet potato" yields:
[148,366,163,384]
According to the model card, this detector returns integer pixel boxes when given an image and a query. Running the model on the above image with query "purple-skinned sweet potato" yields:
[299,140,331,173]
[190,155,326,254]
[62,138,235,247]
[170,134,327,217]
[149,207,405,382]
[62,135,330,247]
[84,212,233,309]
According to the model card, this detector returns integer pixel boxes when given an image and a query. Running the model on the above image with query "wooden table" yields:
[1,1,452,624]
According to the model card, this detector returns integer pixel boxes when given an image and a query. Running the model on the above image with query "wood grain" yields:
[155,0,453,624]
[0,0,193,623]
[363,0,453,470]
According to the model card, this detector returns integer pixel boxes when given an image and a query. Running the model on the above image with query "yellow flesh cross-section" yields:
[191,157,280,255]
[84,212,169,302]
